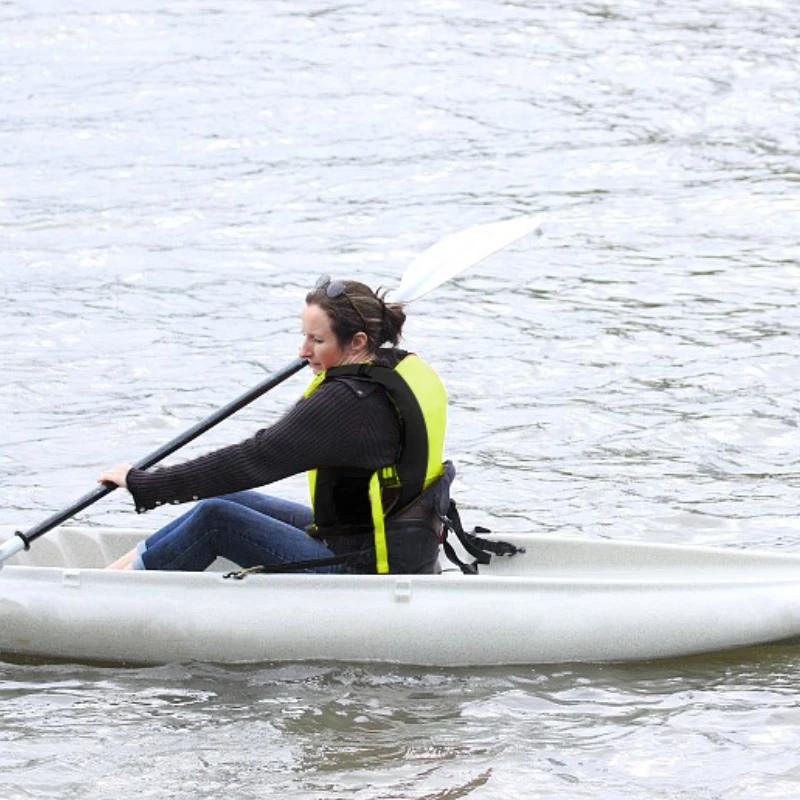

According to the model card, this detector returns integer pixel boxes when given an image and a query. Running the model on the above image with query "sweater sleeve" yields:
[126,379,400,513]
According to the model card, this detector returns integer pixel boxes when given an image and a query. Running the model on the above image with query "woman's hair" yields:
[305,279,406,352]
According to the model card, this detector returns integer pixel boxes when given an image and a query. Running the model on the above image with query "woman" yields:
[99,275,453,574]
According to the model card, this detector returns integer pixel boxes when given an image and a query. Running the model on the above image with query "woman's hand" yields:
[98,462,133,489]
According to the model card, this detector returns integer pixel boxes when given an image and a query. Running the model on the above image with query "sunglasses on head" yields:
[315,274,368,333]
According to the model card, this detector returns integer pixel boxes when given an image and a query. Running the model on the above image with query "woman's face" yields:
[299,302,365,374]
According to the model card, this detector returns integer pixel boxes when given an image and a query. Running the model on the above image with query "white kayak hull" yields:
[2,526,800,666]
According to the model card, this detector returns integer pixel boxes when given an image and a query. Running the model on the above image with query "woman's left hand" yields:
[98,462,133,489]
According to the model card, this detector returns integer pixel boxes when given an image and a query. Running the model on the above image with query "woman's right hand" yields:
[97,462,133,489]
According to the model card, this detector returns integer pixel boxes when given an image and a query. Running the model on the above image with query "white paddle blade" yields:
[389,215,543,304]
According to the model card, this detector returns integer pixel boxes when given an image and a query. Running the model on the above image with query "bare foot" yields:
[106,547,138,570]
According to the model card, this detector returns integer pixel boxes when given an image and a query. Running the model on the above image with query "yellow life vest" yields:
[304,353,447,573]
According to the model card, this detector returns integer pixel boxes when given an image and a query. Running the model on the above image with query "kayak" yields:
[2,525,800,666]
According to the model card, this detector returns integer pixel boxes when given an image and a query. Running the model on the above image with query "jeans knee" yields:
[193,497,235,526]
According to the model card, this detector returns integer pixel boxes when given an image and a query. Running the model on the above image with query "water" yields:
[5,653,800,799]
[2,0,800,797]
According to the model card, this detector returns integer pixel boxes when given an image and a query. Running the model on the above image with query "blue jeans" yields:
[134,491,338,572]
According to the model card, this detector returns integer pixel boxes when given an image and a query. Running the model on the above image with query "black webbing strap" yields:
[442,500,525,575]
[323,363,429,510]
[223,548,373,579]
[442,539,480,575]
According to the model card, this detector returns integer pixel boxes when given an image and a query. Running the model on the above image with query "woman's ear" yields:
[349,331,369,353]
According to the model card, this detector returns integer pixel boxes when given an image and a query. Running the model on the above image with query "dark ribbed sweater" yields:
[127,357,404,514]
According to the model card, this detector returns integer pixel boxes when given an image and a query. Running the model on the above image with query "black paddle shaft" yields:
[15,357,308,548]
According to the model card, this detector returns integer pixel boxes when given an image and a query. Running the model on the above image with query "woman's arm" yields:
[123,379,400,512]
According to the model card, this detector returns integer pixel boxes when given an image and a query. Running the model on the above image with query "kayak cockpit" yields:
[4,526,800,584]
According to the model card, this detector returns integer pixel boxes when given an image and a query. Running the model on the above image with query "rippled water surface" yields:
[2,0,800,797]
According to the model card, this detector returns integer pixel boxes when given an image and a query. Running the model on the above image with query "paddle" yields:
[0,215,542,568]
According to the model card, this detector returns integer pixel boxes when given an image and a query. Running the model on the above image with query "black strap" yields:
[223,548,373,579]
[441,500,525,575]
[324,363,429,510]
[442,538,479,575]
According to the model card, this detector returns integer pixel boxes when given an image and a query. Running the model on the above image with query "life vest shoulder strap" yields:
[324,362,428,509]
